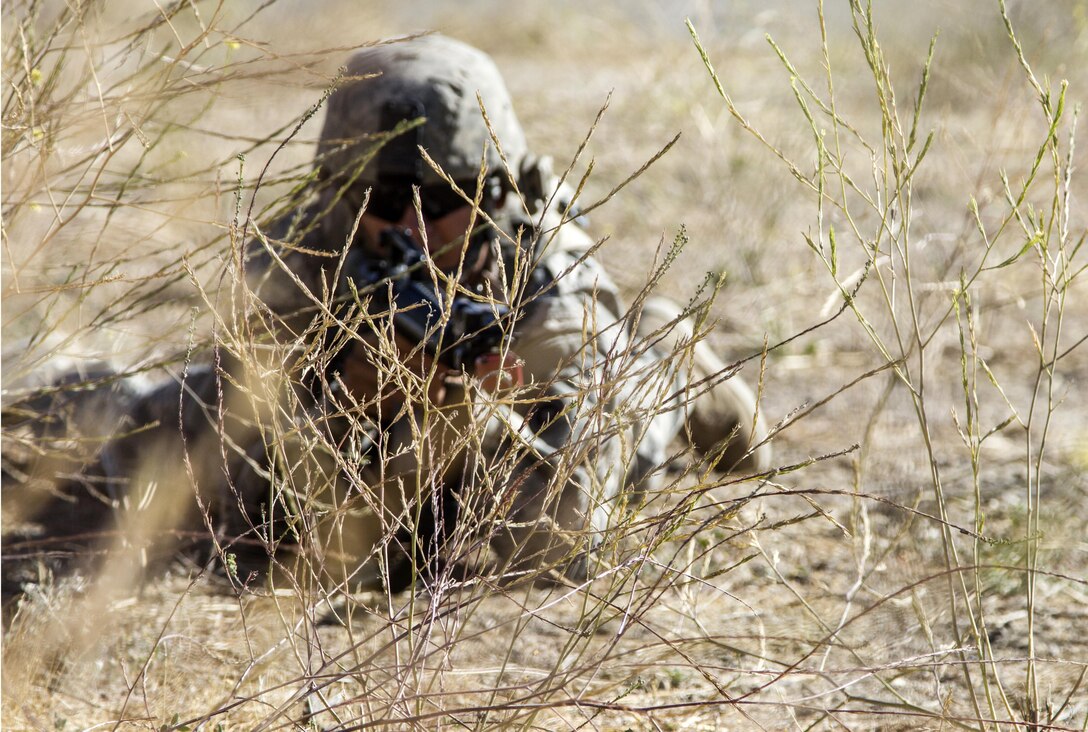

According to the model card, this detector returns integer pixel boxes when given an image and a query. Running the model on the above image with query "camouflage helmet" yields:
[317,35,528,188]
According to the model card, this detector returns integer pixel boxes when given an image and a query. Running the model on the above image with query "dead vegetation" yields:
[3,1,1087,729]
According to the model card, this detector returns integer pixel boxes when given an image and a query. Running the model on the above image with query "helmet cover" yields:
[318,34,527,188]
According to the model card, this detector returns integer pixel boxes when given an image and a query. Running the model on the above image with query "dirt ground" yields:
[3,1,1087,729]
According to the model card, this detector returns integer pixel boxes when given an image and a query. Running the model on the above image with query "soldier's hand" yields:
[471,351,524,395]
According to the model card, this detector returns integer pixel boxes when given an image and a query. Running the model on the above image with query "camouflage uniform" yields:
[238,35,770,585]
[3,36,769,594]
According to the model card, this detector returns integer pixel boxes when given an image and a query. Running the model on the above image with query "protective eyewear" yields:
[364,181,480,222]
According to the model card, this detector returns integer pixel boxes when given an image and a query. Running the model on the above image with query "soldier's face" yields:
[360,203,480,273]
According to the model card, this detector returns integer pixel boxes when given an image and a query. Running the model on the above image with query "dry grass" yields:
[3,0,1087,730]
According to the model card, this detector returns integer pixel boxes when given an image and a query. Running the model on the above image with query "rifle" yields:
[348,227,510,371]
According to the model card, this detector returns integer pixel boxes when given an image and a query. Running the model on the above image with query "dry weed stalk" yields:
[690,1,1085,728]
